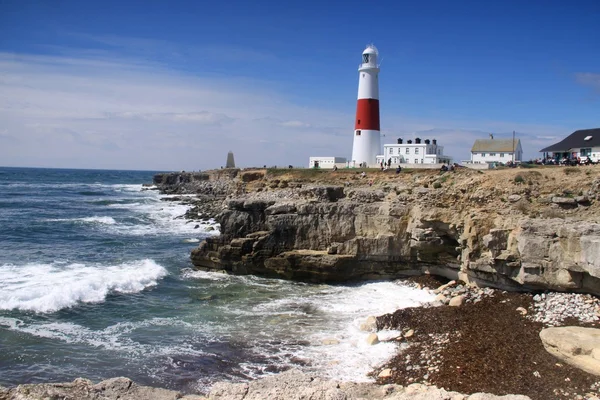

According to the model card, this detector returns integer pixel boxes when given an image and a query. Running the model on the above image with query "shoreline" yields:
[2,272,600,399]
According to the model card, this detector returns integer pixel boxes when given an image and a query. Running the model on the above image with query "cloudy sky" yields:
[1,0,599,171]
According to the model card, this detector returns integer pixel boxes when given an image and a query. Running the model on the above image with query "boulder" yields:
[366,333,379,345]
[449,295,465,307]
[539,326,600,376]
[508,194,522,202]
[359,316,377,332]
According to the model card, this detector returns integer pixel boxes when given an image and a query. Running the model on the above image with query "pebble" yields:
[529,292,600,326]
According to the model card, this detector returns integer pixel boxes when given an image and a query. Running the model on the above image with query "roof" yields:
[471,139,520,153]
[540,128,600,153]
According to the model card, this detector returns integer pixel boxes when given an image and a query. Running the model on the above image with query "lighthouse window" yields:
[363,54,370,63]
[357,119,361,125]
[356,130,361,136]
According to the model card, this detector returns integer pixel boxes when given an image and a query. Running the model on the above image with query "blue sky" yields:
[1,0,599,170]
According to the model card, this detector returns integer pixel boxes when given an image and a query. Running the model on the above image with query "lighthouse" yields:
[351,45,381,167]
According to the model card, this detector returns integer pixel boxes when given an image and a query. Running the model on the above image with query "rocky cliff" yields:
[159,167,600,295]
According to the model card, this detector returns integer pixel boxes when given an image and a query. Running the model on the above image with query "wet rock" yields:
[366,333,380,345]
[360,316,377,332]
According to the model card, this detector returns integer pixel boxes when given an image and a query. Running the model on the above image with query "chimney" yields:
[407,139,413,144]
[397,138,403,144]
[432,139,437,145]
[415,137,421,144]
[424,139,431,144]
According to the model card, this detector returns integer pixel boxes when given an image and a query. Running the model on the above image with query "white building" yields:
[376,138,451,166]
[308,157,347,169]
[540,128,600,163]
[470,137,522,164]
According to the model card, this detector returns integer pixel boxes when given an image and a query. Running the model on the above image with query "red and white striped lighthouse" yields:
[351,44,381,167]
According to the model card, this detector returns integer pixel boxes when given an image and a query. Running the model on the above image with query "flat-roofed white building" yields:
[376,137,451,166]
[308,156,347,169]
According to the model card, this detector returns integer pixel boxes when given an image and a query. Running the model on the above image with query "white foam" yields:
[181,268,231,281]
[0,316,209,357]
[0,259,168,313]
[227,280,435,383]
[106,199,221,237]
[44,216,117,225]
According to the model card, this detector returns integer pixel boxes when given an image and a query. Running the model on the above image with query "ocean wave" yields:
[0,259,168,313]
[43,216,117,225]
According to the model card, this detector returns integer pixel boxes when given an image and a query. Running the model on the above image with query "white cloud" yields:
[0,48,578,170]
[575,72,600,92]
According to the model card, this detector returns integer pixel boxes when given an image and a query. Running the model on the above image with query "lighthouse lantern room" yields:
[351,45,381,167]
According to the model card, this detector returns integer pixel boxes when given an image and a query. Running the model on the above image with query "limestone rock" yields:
[206,369,530,400]
[449,295,465,307]
[552,197,577,206]
[360,316,378,332]
[378,368,393,378]
[1,376,206,400]
[540,326,600,376]
[404,329,415,338]
[366,333,380,345]
[508,194,522,202]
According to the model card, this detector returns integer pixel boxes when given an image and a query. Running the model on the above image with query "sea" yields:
[0,166,434,393]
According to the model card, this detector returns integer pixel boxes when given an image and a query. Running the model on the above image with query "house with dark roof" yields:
[470,136,522,164]
[540,128,600,163]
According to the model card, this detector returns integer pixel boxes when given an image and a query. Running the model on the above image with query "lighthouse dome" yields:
[362,45,378,55]
[361,44,378,65]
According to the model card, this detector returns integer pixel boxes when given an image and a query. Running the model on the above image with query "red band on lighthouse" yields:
[354,98,380,131]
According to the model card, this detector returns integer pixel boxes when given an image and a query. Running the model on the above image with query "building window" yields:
[356,130,361,136]
[500,153,504,157]
[481,153,486,157]
[581,148,592,157]
[490,153,496,156]
[390,148,394,155]
[415,148,419,154]
[405,148,409,154]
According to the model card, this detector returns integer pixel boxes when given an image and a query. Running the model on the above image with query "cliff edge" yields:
[156,166,600,295]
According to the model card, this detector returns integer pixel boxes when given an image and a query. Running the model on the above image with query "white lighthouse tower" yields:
[351,44,381,167]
